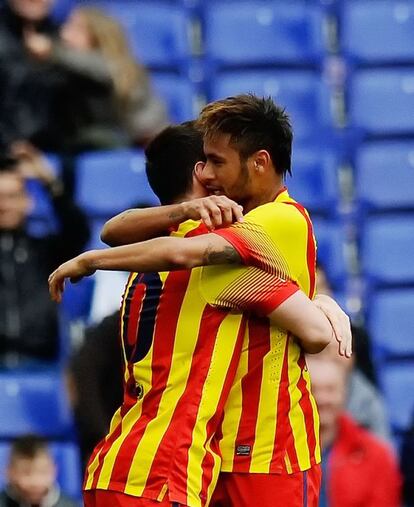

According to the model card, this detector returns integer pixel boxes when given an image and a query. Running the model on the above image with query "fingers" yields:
[198,196,244,230]
[48,270,65,303]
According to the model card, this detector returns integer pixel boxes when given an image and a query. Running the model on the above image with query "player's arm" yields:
[48,233,241,302]
[101,196,244,246]
[48,233,350,356]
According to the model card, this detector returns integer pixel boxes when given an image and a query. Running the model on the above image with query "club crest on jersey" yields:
[236,444,251,456]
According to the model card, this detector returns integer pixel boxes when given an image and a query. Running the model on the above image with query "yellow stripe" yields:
[186,313,243,503]
[304,367,321,463]
[219,328,249,471]
[124,268,206,496]
[250,327,286,473]
[287,341,311,470]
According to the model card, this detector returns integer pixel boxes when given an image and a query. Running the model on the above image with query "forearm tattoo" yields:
[203,244,241,265]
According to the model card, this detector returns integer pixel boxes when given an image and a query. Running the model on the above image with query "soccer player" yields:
[49,100,350,507]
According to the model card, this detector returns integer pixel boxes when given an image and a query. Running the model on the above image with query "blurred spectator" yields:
[315,264,391,441]
[67,312,123,468]
[24,6,168,152]
[401,413,414,506]
[0,0,61,150]
[0,434,77,507]
[308,358,402,507]
[0,142,89,367]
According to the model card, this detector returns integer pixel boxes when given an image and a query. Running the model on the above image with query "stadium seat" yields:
[75,149,159,217]
[151,73,197,123]
[368,288,414,359]
[210,70,331,140]
[348,69,414,136]
[312,218,350,289]
[287,146,340,214]
[0,441,82,499]
[355,140,414,211]
[342,1,414,64]
[0,371,74,439]
[378,361,414,432]
[360,214,414,286]
[92,1,192,72]
[204,1,326,67]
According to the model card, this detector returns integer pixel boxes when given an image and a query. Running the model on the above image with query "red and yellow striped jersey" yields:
[83,220,296,507]
[202,187,320,475]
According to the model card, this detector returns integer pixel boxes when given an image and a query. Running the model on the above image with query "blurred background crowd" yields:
[0,0,413,505]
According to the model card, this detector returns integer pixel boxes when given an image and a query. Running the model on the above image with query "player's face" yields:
[0,172,31,230]
[200,134,253,205]
[9,0,54,22]
[7,453,56,505]
[61,11,93,51]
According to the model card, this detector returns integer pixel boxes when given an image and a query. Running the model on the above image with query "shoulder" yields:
[245,200,308,227]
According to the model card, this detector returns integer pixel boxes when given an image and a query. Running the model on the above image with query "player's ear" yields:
[194,161,205,178]
[253,150,270,173]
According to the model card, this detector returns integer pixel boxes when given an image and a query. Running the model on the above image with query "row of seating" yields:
[52,1,414,70]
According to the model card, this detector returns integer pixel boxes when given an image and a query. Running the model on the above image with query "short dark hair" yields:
[9,434,49,462]
[0,155,18,172]
[197,94,292,176]
[145,121,205,205]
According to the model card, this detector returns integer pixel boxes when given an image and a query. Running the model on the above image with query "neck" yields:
[243,181,285,213]
[320,424,338,450]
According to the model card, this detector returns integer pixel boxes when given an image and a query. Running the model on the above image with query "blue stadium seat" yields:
[342,1,414,64]
[51,442,82,499]
[204,1,325,67]
[368,288,414,359]
[75,149,159,217]
[378,362,414,432]
[287,146,340,214]
[61,277,95,322]
[312,218,350,289]
[349,69,414,136]
[93,1,192,71]
[151,73,197,123]
[0,441,81,499]
[360,215,414,286]
[355,140,414,211]
[0,371,74,439]
[210,70,331,140]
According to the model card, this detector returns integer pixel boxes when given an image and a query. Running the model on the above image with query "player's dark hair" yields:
[145,122,205,205]
[197,94,292,177]
[9,434,49,461]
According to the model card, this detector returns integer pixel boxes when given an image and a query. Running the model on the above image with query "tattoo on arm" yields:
[168,210,186,222]
[203,244,241,265]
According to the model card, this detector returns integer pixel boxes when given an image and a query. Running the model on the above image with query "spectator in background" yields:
[0,142,89,367]
[24,6,168,153]
[315,263,391,441]
[0,0,60,150]
[308,358,401,507]
[0,434,77,507]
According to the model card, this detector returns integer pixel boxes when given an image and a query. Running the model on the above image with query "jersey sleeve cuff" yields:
[248,282,300,317]
[212,228,251,264]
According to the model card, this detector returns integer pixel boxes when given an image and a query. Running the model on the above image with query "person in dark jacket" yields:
[0,434,78,507]
[0,142,89,367]
[0,0,62,150]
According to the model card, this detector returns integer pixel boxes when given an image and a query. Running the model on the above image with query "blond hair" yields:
[75,6,149,108]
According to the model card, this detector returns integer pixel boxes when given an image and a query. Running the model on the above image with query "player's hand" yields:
[48,254,96,303]
[180,195,244,231]
[313,294,352,358]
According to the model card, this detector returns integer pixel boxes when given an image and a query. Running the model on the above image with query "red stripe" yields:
[285,202,316,298]
[232,319,271,472]
[105,270,191,489]
[270,336,298,473]
[143,305,230,501]
[296,353,317,459]
[184,222,208,237]
[199,316,247,502]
